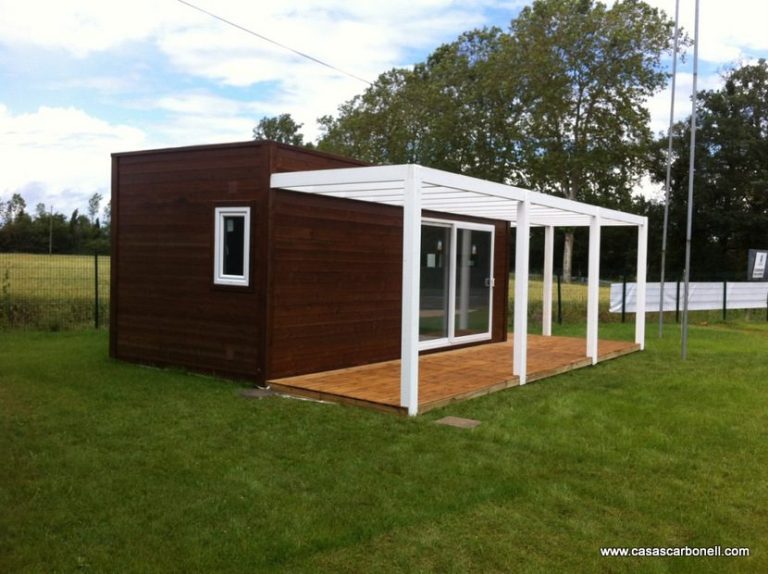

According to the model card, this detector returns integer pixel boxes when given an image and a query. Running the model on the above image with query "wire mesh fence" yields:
[0,252,109,330]
[0,253,762,332]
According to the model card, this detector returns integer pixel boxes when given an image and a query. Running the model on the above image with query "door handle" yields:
[485,277,495,288]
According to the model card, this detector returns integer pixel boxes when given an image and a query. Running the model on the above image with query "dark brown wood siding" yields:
[110,141,367,383]
[267,195,509,379]
[267,190,403,378]
[110,142,271,380]
[111,139,509,383]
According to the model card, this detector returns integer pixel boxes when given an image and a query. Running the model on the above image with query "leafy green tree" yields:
[651,60,768,278]
[253,113,311,147]
[87,193,103,225]
[504,0,677,280]
[2,193,26,225]
[0,194,103,253]
[318,0,677,281]
[318,28,521,182]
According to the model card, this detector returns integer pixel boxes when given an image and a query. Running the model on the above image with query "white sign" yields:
[753,251,767,279]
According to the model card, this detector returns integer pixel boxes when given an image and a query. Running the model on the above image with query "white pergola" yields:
[272,164,648,416]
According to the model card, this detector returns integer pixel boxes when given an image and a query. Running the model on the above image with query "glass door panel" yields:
[419,225,451,342]
[454,228,492,338]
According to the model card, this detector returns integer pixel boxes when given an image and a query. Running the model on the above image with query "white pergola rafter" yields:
[272,164,648,416]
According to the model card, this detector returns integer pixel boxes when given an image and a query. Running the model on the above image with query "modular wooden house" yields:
[111,140,648,415]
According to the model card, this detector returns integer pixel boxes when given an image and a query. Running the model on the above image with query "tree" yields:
[2,193,26,225]
[318,28,522,181]
[318,0,677,280]
[651,60,768,278]
[253,114,310,147]
[87,192,103,225]
[102,200,112,233]
[0,193,103,253]
[35,203,47,219]
[505,0,677,280]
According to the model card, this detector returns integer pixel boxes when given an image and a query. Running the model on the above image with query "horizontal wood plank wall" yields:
[112,139,511,383]
[112,142,271,381]
[268,190,404,378]
[271,143,368,174]
[267,145,374,379]
[267,198,510,379]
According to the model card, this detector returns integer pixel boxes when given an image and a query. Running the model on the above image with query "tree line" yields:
[255,0,767,282]
[0,192,110,254]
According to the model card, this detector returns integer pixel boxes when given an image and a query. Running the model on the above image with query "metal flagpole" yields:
[658,0,680,337]
[681,0,700,360]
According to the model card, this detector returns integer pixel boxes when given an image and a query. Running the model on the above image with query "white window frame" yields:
[419,218,495,351]
[214,206,251,287]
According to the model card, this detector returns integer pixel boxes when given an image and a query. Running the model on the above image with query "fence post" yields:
[557,273,563,325]
[722,280,727,321]
[621,275,627,323]
[94,251,99,329]
[675,280,681,323]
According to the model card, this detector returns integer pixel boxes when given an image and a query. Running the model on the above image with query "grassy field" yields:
[0,253,109,330]
[2,324,766,572]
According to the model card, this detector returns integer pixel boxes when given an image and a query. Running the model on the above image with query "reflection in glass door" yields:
[454,228,492,337]
[419,225,451,342]
[419,221,494,348]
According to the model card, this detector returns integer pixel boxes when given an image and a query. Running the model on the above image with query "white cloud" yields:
[155,1,492,89]
[0,105,146,212]
[1,0,768,215]
[645,0,768,63]
[0,0,216,56]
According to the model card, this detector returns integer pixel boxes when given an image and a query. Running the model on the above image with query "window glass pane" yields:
[223,215,245,276]
[454,228,492,337]
[419,225,451,341]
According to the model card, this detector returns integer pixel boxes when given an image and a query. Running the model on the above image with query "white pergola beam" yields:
[272,167,645,228]
[586,214,602,364]
[635,220,648,349]
[400,165,422,415]
[543,226,554,336]
[513,198,530,384]
[271,165,407,189]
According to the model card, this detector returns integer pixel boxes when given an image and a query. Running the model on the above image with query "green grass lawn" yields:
[2,325,767,572]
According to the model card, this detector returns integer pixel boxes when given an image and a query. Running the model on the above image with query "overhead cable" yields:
[176,0,372,85]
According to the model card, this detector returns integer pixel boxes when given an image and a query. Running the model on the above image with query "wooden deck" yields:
[269,335,640,415]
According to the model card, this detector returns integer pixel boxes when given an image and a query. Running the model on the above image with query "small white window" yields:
[214,206,251,286]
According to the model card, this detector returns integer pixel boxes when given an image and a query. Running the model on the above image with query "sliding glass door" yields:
[419,220,494,348]
[419,224,451,341]
[454,227,492,338]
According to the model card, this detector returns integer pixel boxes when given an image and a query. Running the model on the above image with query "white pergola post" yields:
[513,198,530,384]
[635,221,648,349]
[586,213,602,364]
[400,165,422,416]
[542,225,554,336]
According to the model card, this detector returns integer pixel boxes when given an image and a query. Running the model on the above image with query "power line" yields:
[176,0,372,86]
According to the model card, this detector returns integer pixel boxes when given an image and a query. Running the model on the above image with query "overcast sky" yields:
[1,0,767,216]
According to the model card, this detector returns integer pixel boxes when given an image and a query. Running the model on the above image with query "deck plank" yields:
[269,334,640,414]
